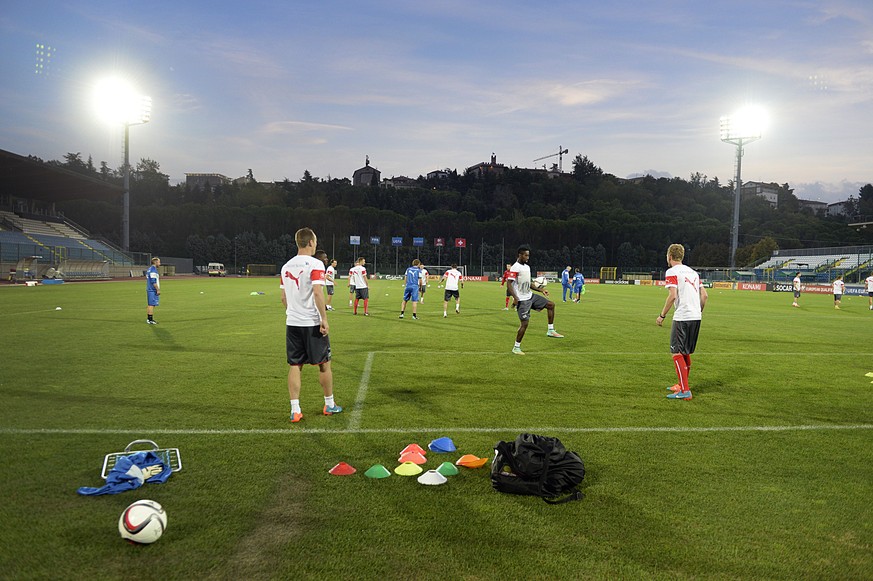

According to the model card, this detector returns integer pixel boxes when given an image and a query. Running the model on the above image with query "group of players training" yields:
[279,227,706,423]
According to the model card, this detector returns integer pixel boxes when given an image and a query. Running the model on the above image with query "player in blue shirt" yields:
[146,257,161,324]
[399,259,422,319]
[561,266,572,302]
[572,268,585,302]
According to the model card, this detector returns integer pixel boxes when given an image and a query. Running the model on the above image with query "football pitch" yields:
[1,277,871,580]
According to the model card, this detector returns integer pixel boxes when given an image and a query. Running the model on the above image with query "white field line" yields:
[2,424,871,436]
[352,350,873,357]
[347,351,375,430]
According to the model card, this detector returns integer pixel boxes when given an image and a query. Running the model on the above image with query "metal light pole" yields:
[121,95,151,251]
[720,107,765,269]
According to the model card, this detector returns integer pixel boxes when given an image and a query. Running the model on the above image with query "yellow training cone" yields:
[394,461,424,476]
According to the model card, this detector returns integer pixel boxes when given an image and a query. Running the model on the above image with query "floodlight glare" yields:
[720,105,767,142]
[720,105,767,269]
[93,76,152,252]
[93,77,151,126]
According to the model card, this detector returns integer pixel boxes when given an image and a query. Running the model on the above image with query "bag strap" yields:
[543,490,585,504]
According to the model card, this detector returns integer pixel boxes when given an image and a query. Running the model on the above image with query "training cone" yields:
[364,464,391,479]
[394,462,423,476]
[400,443,426,456]
[397,451,427,465]
[455,454,489,469]
[417,470,448,486]
[328,462,357,476]
[428,437,456,453]
[436,462,459,476]
[55,306,62,311]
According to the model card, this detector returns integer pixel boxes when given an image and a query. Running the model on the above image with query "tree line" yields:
[45,152,873,274]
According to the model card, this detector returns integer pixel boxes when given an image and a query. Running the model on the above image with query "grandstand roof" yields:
[0,148,122,202]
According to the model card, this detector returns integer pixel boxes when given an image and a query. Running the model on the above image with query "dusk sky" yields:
[1,0,871,203]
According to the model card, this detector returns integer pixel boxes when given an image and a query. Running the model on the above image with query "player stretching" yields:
[441,264,463,317]
[280,227,342,423]
[399,259,422,319]
[349,257,370,315]
[500,263,513,310]
[507,245,563,355]
[656,243,707,400]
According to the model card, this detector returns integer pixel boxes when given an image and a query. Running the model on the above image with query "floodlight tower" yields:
[94,78,152,251]
[720,106,765,269]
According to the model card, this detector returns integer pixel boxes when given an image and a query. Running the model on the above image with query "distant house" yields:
[466,153,505,179]
[798,199,828,216]
[427,169,450,181]
[827,200,851,217]
[352,156,380,187]
[742,181,780,208]
[186,173,231,192]
[382,175,417,189]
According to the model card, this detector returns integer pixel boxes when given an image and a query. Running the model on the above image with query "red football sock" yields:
[672,354,690,393]
[353,298,358,314]
[505,296,510,307]
[363,299,369,313]
[683,354,691,376]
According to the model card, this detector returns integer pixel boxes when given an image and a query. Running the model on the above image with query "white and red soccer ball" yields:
[118,500,167,544]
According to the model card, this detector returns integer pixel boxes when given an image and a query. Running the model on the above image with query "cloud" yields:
[263,121,353,134]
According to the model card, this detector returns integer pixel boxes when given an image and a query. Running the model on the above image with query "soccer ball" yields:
[533,276,548,288]
[119,500,167,544]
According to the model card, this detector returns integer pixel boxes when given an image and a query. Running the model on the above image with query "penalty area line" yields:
[2,424,872,437]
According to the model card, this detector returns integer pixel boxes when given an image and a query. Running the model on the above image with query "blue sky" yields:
[1,0,871,203]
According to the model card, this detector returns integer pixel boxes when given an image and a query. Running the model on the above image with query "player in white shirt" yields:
[349,257,370,315]
[505,245,563,355]
[325,259,337,311]
[419,266,429,303]
[657,243,708,401]
[440,264,463,317]
[279,227,342,423]
[792,271,801,308]
[832,275,845,309]
[865,273,873,310]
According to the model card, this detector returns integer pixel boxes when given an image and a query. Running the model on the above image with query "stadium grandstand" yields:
[753,246,873,283]
[0,148,149,282]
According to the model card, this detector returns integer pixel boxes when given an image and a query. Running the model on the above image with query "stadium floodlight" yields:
[720,105,767,269]
[94,77,152,252]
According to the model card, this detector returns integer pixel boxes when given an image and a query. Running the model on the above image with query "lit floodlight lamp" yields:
[720,105,767,269]
[720,105,767,143]
[93,76,152,252]
[93,77,152,126]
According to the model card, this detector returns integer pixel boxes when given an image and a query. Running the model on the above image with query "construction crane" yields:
[533,146,570,172]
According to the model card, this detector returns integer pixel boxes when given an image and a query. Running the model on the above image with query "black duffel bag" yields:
[491,433,585,504]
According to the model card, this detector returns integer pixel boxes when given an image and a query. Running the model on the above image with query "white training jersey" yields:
[326,265,336,287]
[443,268,462,291]
[507,262,532,301]
[350,264,368,288]
[833,279,845,295]
[420,268,429,286]
[280,255,326,326]
[866,276,873,292]
[664,263,702,321]
[793,276,801,291]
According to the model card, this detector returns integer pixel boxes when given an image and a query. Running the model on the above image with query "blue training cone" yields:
[428,437,456,453]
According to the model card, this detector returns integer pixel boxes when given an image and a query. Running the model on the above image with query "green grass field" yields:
[1,277,872,580]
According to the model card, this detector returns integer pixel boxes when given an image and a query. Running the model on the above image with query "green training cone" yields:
[436,462,459,476]
[364,464,391,479]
